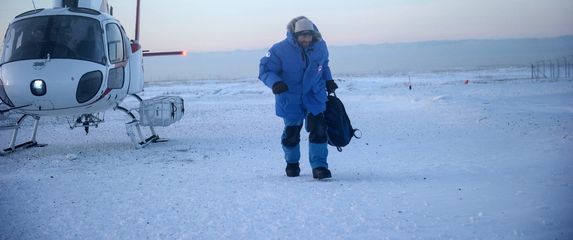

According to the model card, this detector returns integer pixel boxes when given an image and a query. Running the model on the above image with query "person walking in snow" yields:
[258,16,338,179]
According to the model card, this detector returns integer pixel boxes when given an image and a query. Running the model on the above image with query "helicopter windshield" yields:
[2,15,105,65]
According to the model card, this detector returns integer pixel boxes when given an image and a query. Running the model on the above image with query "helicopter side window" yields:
[1,28,16,63]
[106,23,124,64]
[120,26,130,60]
[106,23,125,89]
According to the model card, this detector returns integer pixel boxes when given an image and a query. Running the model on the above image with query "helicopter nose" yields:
[30,79,47,96]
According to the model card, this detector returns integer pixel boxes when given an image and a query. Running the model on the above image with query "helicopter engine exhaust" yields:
[53,0,110,14]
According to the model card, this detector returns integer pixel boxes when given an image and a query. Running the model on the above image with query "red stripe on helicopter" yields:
[89,88,113,105]
[102,88,112,97]
[131,42,141,53]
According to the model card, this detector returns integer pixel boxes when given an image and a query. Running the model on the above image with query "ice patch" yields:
[65,154,78,160]
[432,95,450,101]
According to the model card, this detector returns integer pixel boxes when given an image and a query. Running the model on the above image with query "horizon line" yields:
[177,34,573,54]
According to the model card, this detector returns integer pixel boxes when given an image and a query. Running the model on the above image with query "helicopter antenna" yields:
[135,0,141,42]
[32,0,36,9]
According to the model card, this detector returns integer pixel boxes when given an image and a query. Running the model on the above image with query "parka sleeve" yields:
[322,59,333,81]
[321,42,333,81]
[258,48,282,89]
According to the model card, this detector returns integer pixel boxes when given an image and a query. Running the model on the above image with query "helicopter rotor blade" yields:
[135,0,141,41]
[142,51,187,57]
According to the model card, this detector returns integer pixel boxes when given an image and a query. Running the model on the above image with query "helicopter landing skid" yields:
[1,115,46,156]
[1,141,47,156]
[117,106,168,149]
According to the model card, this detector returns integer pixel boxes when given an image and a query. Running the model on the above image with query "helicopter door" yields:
[104,22,130,95]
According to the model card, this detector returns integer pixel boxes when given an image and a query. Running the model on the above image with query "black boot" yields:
[312,167,332,180]
[285,163,300,177]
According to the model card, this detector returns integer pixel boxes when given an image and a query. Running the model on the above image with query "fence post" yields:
[557,59,561,79]
[564,57,572,78]
[530,56,573,80]
[531,64,534,79]
[543,60,547,78]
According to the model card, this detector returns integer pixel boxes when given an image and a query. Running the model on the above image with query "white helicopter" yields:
[0,0,185,155]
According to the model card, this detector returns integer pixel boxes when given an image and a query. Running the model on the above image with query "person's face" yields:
[296,33,313,48]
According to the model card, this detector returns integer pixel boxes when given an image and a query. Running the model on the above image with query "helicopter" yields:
[0,0,186,155]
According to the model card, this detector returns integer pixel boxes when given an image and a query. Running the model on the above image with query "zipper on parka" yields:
[301,49,310,69]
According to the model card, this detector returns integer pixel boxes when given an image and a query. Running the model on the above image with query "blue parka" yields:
[259,17,333,120]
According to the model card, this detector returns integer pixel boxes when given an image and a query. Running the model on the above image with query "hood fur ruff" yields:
[287,16,323,41]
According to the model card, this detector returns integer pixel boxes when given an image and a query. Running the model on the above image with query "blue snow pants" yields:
[281,113,328,169]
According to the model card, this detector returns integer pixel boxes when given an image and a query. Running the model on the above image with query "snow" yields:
[1,68,572,239]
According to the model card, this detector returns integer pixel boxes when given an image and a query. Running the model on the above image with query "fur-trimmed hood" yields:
[286,16,323,42]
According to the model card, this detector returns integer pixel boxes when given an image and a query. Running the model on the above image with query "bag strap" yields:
[353,129,362,139]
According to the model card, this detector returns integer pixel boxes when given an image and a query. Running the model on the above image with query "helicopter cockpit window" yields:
[2,15,105,65]
[106,23,124,64]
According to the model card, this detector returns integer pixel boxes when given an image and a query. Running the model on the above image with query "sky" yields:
[1,0,572,52]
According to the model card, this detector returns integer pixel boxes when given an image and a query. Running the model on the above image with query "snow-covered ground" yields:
[1,68,572,239]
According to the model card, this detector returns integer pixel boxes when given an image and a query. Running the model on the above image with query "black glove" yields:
[326,80,338,94]
[272,81,289,94]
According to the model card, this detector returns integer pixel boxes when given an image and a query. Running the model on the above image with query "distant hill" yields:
[142,36,573,81]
